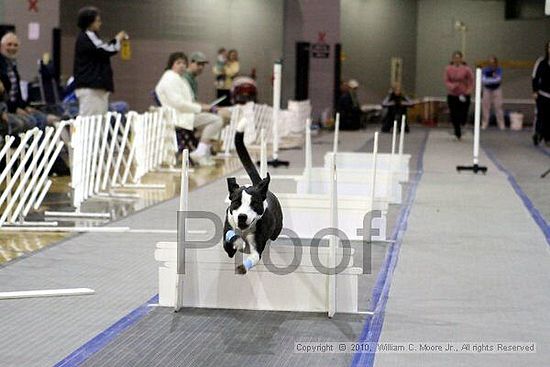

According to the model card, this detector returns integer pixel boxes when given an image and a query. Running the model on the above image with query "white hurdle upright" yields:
[324,117,411,184]
[272,62,282,161]
[456,68,488,174]
[174,149,190,312]
[155,148,362,317]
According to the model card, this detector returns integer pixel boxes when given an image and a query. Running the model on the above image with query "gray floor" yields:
[0,127,418,367]
[373,130,550,366]
[1,126,548,367]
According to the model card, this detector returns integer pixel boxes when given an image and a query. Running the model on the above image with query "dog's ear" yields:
[256,173,270,198]
[227,177,239,195]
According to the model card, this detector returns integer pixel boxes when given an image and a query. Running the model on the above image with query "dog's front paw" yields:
[233,238,246,252]
[236,265,247,275]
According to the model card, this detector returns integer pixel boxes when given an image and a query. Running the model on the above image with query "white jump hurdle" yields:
[0,126,65,228]
[288,117,402,203]
[156,149,363,317]
[325,117,411,183]
[276,134,389,241]
[237,116,390,241]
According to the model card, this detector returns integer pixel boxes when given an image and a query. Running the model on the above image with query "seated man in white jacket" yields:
[155,52,223,166]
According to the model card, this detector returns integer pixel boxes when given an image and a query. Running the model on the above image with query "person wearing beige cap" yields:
[348,79,359,89]
[184,51,209,100]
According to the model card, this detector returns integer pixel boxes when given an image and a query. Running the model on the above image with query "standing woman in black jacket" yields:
[73,6,128,116]
[532,40,550,145]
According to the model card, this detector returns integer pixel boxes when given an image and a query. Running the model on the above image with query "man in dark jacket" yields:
[73,6,127,116]
[0,32,52,130]
[336,79,362,130]
[381,83,412,133]
[532,41,550,145]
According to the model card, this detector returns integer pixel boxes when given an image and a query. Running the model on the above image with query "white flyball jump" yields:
[275,131,389,241]
[155,149,363,317]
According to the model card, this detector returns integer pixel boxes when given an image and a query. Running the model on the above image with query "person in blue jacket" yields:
[481,56,505,130]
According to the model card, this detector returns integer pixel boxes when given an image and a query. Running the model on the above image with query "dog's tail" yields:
[235,117,261,185]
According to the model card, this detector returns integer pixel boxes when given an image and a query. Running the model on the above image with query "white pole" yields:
[398,115,405,156]
[305,118,312,173]
[111,113,132,188]
[260,128,267,178]
[88,115,102,196]
[473,68,482,165]
[0,288,95,300]
[304,118,312,193]
[24,142,64,216]
[82,116,93,199]
[333,113,340,154]
[5,128,55,223]
[121,113,137,184]
[0,130,34,186]
[33,179,52,210]
[0,226,130,233]
[391,120,397,155]
[179,150,189,212]
[0,136,15,162]
[175,149,189,312]
[370,132,379,210]
[272,62,282,160]
[102,113,122,190]
[328,151,337,318]
[0,130,43,215]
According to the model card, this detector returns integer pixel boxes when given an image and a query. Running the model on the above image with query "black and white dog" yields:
[223,118,283,274]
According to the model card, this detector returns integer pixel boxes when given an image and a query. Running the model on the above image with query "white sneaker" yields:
[190,150,215,167]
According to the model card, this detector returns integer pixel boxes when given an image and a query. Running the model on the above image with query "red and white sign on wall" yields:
[28,0,39,12]
[312,32,330,59]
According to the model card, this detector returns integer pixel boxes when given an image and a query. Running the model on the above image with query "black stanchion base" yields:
[267,158,290,168]
[456,164,488,174]
[541,168,550,178]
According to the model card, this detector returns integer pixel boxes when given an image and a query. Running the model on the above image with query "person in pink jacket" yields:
[445,51,474,140]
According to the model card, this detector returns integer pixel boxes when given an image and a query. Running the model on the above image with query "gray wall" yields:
[283,0,340,120]
[60,0,284,111]
[282,0,304,107]
[0,0,59,81]
[341,0,418,103]
[416,0,550,99]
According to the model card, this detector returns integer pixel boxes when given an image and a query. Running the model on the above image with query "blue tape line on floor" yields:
[53,294,159,367]
[537,146,550,157]
[484,147,550,246]
[351,131,429,367]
